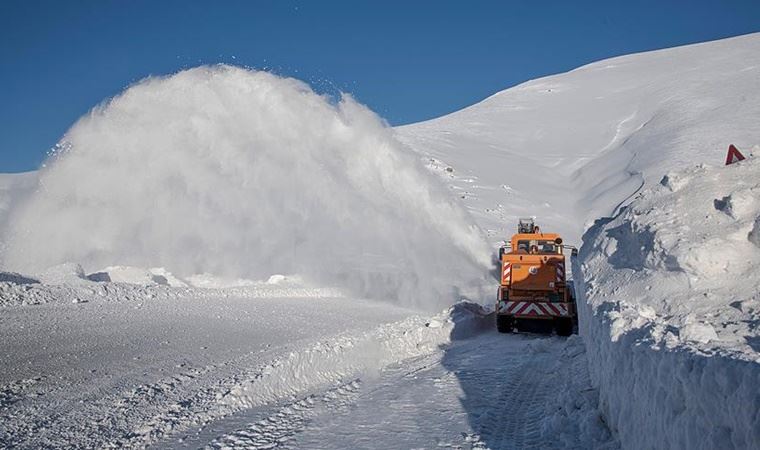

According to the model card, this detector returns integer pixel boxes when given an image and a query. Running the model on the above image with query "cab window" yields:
[517,240,559,254]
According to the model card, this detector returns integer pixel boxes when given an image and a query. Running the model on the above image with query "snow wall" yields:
[0,65,492,310]
[576,158,760,449]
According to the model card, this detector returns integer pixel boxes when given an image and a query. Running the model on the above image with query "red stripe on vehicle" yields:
[543,303,559,315]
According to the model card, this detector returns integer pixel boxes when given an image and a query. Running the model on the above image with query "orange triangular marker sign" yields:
[725,144,745,165]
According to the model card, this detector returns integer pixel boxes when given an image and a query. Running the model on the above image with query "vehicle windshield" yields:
[516,240,559,254]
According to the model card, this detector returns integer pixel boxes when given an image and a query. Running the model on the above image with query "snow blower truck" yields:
[496,218,578,336]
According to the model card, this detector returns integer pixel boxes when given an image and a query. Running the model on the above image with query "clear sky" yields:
[1,0,759,173]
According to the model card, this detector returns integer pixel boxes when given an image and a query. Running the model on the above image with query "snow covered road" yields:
[170,326,615,449]
[1,281,615,449]
[0,284,417,448]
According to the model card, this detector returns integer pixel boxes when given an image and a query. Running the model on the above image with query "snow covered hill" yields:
[397,33,760,246]
[399,33,760,449]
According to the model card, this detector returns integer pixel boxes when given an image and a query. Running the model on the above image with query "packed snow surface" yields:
[197,332,613,450]
[0,66,490,310]
[0,279,413,448]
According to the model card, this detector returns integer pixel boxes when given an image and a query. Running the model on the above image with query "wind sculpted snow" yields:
[0,66,491,310]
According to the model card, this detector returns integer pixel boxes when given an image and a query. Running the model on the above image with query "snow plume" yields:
[1,65,491,310]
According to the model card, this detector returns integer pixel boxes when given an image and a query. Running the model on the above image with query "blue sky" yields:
[1,0,759,173]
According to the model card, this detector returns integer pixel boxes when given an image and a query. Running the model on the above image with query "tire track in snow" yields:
[268,332,616,450]
[477,347,555,449]
[207,380,362,449]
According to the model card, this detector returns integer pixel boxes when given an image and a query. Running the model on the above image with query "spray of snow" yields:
[1,65,491,310]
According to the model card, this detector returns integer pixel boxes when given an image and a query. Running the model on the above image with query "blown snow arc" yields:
[1,65,491,310]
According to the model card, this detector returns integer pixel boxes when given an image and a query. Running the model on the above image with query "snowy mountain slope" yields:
[399,33,760,449]
[397,33,760,246]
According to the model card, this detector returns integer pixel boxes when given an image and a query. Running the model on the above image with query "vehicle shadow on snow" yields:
[439,306,573,450]
[442,307,617,448]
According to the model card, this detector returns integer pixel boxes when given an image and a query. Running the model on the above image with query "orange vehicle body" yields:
[496,223,577,335]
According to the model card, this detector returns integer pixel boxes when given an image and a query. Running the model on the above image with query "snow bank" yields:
[538,336,617,449]
[86,266,297,289]
[0,272,344,307]
[1,66,491,310]
[36,262,88,285]
[71,299,490,447]
[577,158,760,449]
[89,266,188,287]
[183,272,286,289]
[224,301,490,409]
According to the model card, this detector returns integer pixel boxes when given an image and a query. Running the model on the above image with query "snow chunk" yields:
[185,273,259,289]
[265,274,288,285]
[679,322,718,344]
[659,172,688,192]
[90,266,187,287]
[37,263,87,285]
[748,215,760,248]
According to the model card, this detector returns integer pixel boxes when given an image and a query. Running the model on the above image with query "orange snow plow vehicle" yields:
[496,218,578,336]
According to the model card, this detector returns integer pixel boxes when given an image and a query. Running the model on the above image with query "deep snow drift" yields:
[577,157,760,449]
[0,66,490,310]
